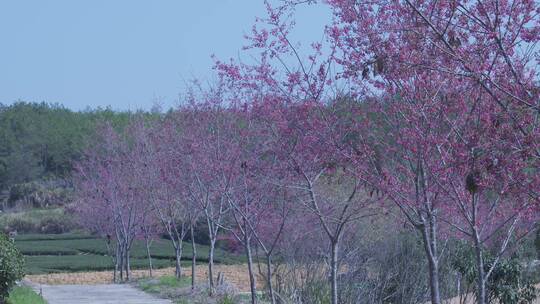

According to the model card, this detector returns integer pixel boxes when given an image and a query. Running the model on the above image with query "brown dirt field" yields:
[26,264,260,292]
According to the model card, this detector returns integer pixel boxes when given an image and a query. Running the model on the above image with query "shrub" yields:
[7,184,38,207]
[6,219,35,234]
[192,221,211,245]
[0,233,25,302]
[218,295,236,304]
[337,232,438,304]
[452,243,537,304]
[1,209,78,235]
[7,181,73,210]
[40,217,72,234]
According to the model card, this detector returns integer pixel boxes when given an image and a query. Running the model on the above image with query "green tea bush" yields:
[0,233,24,302]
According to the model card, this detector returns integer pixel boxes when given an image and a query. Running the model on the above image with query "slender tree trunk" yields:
[105,239,117,283]
[119,243,124,281]
[245,235,257,304]
[206,213,217,294]
[473,230,486,304]
[330,240,339,304]
[426,251,441,304]
[265,254,276,304]
[190,224,197,289]
[145,237,153,277]
[208,238,216,292]
[175,242,183,279]
[125,246,131,281]
[114,243,120,283]
[420,222,441,304]
[456,272,461,298]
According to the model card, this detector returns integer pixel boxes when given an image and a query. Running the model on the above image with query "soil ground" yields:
[26,264,255,292]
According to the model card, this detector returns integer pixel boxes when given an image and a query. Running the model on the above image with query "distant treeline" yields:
[0,102,156,190]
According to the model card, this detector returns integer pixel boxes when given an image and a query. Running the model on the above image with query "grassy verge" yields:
[136,275,263,304]
[139,275,191,294]
[6,286,47,304]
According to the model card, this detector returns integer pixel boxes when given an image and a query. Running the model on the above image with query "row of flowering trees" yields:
[73,90,377,300]
[73,90,539,304]
[73,1,540,304]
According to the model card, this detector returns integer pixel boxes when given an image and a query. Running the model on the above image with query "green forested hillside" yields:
[0,102,148,193]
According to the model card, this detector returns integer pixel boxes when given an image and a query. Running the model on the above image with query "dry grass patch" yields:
[26,264,261,292]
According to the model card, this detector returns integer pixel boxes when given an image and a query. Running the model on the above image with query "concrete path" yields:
[26,282,172,304]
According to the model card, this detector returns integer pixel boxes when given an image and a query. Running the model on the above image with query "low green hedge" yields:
[0,234,24,301]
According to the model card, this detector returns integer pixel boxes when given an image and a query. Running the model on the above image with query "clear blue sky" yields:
[0,1,331,111]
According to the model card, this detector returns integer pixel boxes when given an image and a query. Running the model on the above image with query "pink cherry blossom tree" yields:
[74,122,151,282]
[212,4,377,302]
[213,99,291,304]
[270,99,378,304]
[324,1,540,303]
[429,93,540,303]
[126,119,165,278]
[175,95,240,292]
[133,118,192,280]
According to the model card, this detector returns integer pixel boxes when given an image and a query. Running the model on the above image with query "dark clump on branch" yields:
[374,56,385,75]
[465,171,479,194]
